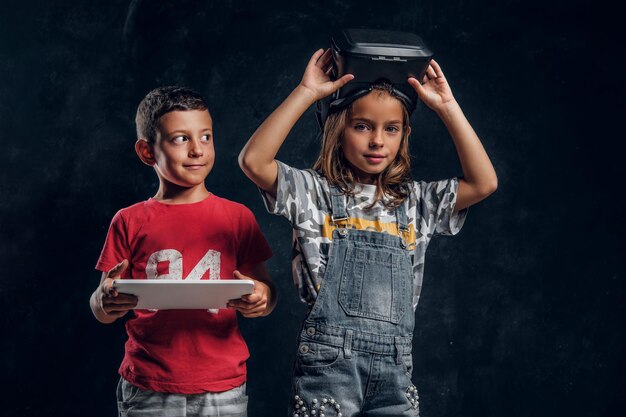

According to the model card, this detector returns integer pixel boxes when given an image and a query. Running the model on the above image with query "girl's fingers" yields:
[332,74,354,90]
[317,49,334,75]
[429,59,444,77]
[309,49,325,68]
[320,58,333,75]
[314,48,331,68]
[427,65,437,79]
[320,48,332,62]
[408,77,423,93]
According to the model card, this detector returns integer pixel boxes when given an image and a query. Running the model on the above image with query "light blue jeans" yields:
[117,378,248,417]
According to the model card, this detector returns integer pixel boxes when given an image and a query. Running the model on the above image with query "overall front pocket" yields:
[338,245,410,324]
[296,341,342,370]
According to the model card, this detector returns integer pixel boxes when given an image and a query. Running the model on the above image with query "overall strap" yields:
[396,201,412,250]
[396,201,409,234]
[329,184,348,225]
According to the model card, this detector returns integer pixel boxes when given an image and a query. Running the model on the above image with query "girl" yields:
[239,49,497,416]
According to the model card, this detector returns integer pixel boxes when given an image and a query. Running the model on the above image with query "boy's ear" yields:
[135,139,156,166]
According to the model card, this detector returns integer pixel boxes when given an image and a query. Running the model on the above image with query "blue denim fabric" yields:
[290,186,420,417]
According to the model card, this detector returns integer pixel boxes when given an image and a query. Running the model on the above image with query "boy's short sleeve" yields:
[414,177,467,237]
[236,205,272,267]
[95,210,132,276]
[258,160,320,226]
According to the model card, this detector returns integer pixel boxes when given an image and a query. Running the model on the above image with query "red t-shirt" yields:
[96,194,272,394]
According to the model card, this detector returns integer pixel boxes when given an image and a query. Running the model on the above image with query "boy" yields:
[90,86,274,417]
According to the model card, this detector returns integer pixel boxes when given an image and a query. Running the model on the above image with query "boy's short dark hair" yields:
[135,86,209,143]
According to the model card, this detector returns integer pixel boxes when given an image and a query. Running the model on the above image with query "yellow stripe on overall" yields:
[321,215,416,251]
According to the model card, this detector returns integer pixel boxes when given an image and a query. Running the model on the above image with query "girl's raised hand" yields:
[299,49,354,101]
[408,59,455,113]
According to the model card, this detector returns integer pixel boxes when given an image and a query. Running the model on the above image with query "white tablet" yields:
[111,279,255,310]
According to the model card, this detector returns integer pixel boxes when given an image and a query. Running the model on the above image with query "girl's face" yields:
[341,92,409,184]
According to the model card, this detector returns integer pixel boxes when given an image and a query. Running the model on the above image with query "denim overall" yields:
[291,185,420,417]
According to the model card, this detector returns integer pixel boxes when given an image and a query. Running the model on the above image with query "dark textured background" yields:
[1,1,624,416]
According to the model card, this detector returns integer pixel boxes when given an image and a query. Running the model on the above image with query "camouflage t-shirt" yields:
[260,161,467,310]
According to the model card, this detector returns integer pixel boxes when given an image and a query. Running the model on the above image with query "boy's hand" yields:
[299,48,354,101]
[408,59,456,114]
[227,270,272,318]
[95,260,138,319]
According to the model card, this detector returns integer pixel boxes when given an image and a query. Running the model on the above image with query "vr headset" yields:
[316,28,434,129]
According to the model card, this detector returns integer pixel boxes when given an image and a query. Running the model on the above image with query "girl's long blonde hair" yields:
[313,82,412,208]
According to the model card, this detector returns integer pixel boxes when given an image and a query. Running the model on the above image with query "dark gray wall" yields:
[1,1,624,416]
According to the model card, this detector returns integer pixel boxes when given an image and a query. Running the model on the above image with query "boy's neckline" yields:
[149,192,213,206]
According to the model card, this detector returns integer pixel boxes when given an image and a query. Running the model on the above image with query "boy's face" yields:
[148,110,215,189]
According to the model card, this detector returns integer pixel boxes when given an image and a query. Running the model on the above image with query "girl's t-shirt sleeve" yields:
[259,160,321,226]
[414,177,467,237]
[95,210,132,276]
